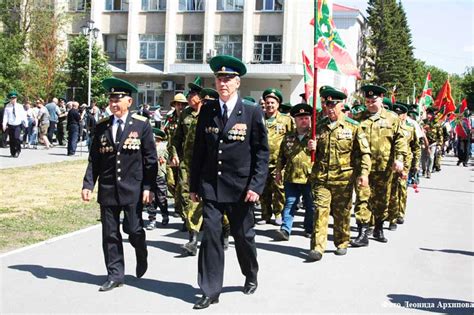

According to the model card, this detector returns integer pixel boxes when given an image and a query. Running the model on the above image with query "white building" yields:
[65,0,367,108]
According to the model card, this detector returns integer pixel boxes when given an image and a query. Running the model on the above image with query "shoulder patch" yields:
[132,113,148,122]
[344,116,360,126]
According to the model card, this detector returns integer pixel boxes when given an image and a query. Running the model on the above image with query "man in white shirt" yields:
[2,91,27,157]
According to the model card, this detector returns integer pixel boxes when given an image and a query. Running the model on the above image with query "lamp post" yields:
[81,20,99,108]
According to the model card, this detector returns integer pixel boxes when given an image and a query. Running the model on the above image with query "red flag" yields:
[434,79,456,114]
[302,51,314,106]
[460,98,468,114]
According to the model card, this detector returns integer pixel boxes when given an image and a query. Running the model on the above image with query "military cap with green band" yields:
[279,102,292,114]
[382,97,393,110]
[7,91,18,99]
[102,77,138,98]
[188,76,203,92]
[393,102,408,115]
[319,85,347,101]
[200,88,219,100]
[209,55,247,77]
[262,88,283,104]
[360,84,387,99]
[290,103,312,117]
[153,128,167,140]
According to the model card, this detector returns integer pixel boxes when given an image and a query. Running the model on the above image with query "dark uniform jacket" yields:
[190,98,269,203]
[82,113,158,206]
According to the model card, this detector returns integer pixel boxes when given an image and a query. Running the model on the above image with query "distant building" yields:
[64,0,368,108]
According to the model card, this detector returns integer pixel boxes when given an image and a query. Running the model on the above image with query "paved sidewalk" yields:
[1,156,473,314]
[0,143,88,169]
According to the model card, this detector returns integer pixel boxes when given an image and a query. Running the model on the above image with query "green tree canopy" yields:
[66,35,112,105]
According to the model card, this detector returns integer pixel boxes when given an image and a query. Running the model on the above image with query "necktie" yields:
[115,119,123,145]
[222,104,228,126]
[12,104,16,118]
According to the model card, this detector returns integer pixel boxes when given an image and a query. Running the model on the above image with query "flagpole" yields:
[311,0,319,162]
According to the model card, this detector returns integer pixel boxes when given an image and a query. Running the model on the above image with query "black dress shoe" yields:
[275,229,289,241]
[136,250,148,278]
[193,295,219,310]
[243,279,258,295]
[99,280,123,292]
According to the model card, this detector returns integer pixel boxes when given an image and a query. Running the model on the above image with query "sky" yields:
[336,0,474,75]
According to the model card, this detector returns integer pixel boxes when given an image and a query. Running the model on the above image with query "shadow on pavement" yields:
[8,264,203,304]
[419,248,474,257]
[255,242,308,260]
[386,294,474,314]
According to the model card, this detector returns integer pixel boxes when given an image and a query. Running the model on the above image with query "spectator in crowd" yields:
[45,98,60,144]
[57,98,68,146]
[153,105,163,129]
[67,101,81,156]
[36,98,52,149]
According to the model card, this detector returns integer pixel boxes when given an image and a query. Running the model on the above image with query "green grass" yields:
[0,160,100,253]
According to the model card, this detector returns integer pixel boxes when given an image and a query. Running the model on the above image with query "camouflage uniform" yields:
[354,108,407,236]
[171,107,202,232]
[164,111,181,216]
[260,112,294,221]
[275,129,314,235]
[433,123,447,171]
[420,120,442,177]
[310,116,371,255]
[388,122,421,224]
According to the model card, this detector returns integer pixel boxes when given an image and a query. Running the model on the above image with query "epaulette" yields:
[132,113,148,122]
[344,116,360,125]
[97,116,110,125]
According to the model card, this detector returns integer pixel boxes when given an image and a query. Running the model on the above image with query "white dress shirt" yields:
[219,93,239,119]
[2,102,27,130]
[112,112,128,143]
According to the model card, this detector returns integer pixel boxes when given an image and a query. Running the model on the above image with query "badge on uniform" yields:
[123,131,141,150]
[378,119,388,128]
[275,124,286,134]
[228,123,247,141]
[205,126,219,134]
[99,135,114,154]
[286,135,295,148]
[337,129,353,139]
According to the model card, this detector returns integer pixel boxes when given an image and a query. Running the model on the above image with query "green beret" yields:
[262,88,283,103]
[188,76,203,92]
[320,86,347,101]
[279,102,292,114]
[153,128,167,140]
[290,103,312,117]
[7,91,18,99]
[343,104,351,112]
[382,97,393,110]
[361,84,387,99]
[210,55,247,77]
[393,102,408,115]
[199,88,219,100]
[102,77,138,97]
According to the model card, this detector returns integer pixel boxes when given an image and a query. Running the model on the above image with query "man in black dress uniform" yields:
[82,77,157,292]
[190,55,269,309]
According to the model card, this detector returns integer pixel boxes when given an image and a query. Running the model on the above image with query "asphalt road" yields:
[0,155,473,314]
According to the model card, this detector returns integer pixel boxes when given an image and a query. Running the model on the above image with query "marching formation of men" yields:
[0,53,464,309]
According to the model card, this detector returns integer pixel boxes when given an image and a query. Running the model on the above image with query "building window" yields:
[217,0,243,11]
[105,0,128,11]
[103,34,127,61]
[176,34,203,62]
[139,34,165,61]
[253,35,282,63]
[141,0,166,11]
[179,0,204,11]
[255,0,283,11]
[69,0,88,11]
[215,35,242,59]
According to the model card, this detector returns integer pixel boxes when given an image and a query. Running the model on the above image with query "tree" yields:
[459,67,474,110]
[66,35,112,105]
[0,0,69,101]
[362,0,417,100]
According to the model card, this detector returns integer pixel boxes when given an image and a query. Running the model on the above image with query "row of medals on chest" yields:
[205,123,247,142]
[99,132,141,153]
